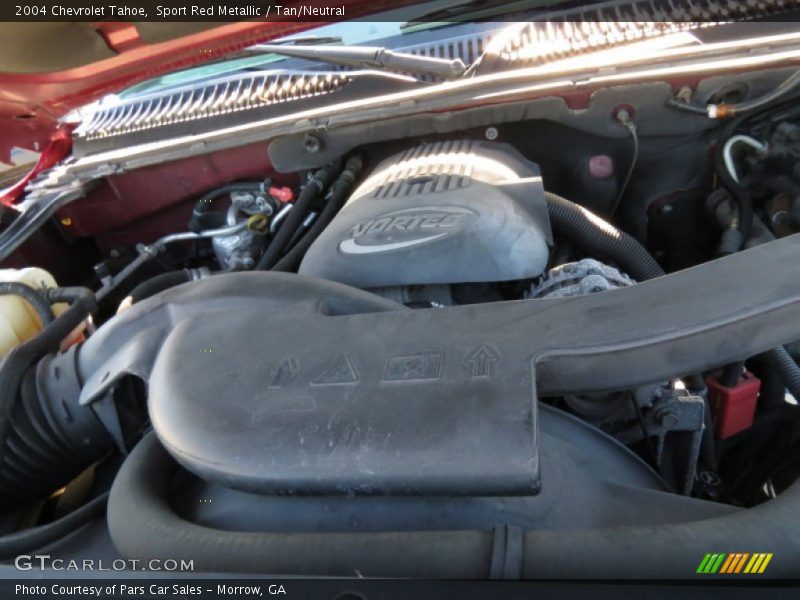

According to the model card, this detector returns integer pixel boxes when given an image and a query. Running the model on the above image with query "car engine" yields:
[299,140,551,290]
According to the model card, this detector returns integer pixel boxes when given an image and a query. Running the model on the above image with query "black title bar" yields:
[6,1,349,21]
[3,0,800,22]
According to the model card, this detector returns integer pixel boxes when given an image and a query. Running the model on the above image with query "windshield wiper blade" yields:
[252,44,467,78]
[402,0,528,26]
[249,35,343,47]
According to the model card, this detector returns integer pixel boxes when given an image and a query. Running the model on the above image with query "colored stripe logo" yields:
[697,553,773,574]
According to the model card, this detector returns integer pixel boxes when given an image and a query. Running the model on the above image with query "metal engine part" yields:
[527,258,635,299]
[298,140,552,287]
[570,384,707,496]
[211,190,273,270]
[531,258,704,494]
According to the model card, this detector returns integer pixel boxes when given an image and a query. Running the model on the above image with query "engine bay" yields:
[2,26,800,578]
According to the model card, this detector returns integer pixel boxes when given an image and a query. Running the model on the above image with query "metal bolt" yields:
[303,133,322,154]
[698,470,721,487]
[655,406,679,429]
[771,210,792,227]
[676,86,693,103]
[485,127,498,141]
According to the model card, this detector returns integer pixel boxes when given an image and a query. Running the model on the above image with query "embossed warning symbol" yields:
[465,345,499,378]
[269,357,299,388]
[312,354,359,385]
[383,352,442,381]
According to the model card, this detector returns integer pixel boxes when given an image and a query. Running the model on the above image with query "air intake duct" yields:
[0,287,112,508]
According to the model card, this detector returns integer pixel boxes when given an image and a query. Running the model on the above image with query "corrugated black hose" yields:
[544,191,665,281]
[0,287,115,555]
[765,347,800,402]
[0,287,112,509]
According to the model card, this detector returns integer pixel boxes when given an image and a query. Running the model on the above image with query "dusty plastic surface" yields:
[299,140,552,287]
[147,277,542,497]
[66,234,800,498]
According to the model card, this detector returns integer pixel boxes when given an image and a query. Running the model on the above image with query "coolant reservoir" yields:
[0,267,67,357]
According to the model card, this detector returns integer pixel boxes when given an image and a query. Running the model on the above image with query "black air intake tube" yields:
[108,432,799,577]
[109,433,492,578]
[0,287,112,508]
[544,191,665,281]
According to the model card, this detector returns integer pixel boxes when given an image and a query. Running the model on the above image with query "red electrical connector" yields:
[706,371,761,439]
[269,186,294,203]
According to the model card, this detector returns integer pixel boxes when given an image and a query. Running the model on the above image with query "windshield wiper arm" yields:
[251,44,467,78]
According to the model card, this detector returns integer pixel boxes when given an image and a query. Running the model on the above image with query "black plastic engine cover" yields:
[298,140,552,287]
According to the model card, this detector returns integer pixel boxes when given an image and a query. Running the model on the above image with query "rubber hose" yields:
[0,493,108,559]
[127,271,192,305]
[108,432,800,577]
[272,156,363,273]
[0,288,99,506]
[256,164,339,271]
[0,287,96,443]
[765,346,800,402]
[108,433,492,577]
[189,182,264,232]
[0,282,55,326]
[720,361,745,388]
[544,191,665,281]
[520,481,800,578]
[713,116,754,247]
[3,367,83,501]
